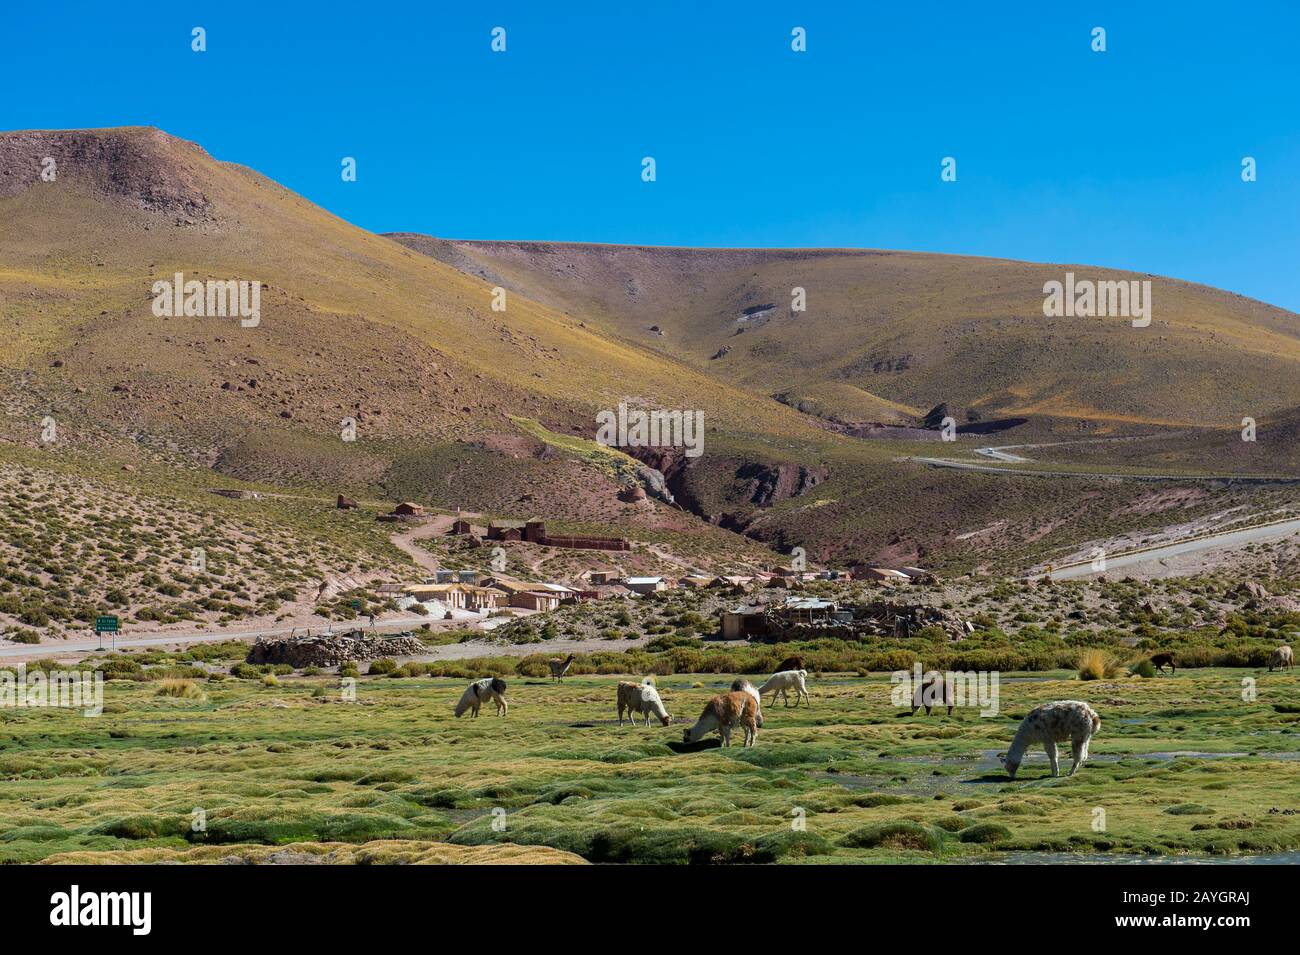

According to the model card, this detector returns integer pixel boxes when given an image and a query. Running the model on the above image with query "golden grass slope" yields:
[400,238,1300,429]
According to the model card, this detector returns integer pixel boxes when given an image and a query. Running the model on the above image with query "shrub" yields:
[1130,658,1157,679]
[368,658,397,675]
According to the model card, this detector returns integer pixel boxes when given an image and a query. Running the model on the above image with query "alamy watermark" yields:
[595,402,704,458]
[890,663,1000,717]
[1043,272,1151,328]
[1,664,103,717]
[152,273,261,327]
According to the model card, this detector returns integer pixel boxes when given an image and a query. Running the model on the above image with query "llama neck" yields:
[688,713,717,741]
[1007,720,1036,763]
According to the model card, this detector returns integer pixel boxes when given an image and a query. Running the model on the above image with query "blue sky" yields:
[6,1,1299,310]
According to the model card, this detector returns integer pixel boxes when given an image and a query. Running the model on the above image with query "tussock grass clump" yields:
[155,678,205,699]
[1078,649,1123,681]
[959,823,1012,844]
[838,821,944,853]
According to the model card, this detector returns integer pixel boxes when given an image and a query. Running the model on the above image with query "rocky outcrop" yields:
[735,462,828,506]
[0,127,213,218]
[247,630,425,667]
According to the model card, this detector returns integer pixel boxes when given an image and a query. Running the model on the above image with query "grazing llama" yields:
[682,691,759,747]
[1269,645,1294,671]
[911,671,954,716]
[730,678,764,727]
[549,653,576,682]
[775,655,804,674]
[617,679,671,726]
[758,669,810,707]
[454,676,508,718]
[1001,701,1100,779]
[1150,652,1175,674]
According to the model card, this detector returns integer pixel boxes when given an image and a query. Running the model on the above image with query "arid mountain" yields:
[394,236,1300,431]
[3,127,1297,579]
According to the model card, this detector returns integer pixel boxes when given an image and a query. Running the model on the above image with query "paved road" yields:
[1045,518,1300,580]
[0,616,439,659]
[974,447,1030,463]
[913,456,1300,484]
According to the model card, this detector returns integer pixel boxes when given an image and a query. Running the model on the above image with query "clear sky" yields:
[6,1,1299,311]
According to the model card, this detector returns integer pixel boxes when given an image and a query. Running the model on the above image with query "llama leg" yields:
[1071,738,1087,775]
[1044,739,1059,777]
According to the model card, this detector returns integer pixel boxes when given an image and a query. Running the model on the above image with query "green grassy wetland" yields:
[2,667,1298,864]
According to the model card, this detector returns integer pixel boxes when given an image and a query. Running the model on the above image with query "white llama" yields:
[549,653,576,682]
[1001,700,1100,779]
[454,676,508,718]
[730,678,765,727]
[1269,645,1294,671]
[681,691,759,748]
[758,669,809,707]
[617,679,671,726]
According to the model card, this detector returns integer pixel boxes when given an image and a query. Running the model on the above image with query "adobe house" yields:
[850,566,910,584]
[487,520,525,541]
[510,591,562,612]
[449,518,473,535]
[392,502,424,517]
[721,605,769,639]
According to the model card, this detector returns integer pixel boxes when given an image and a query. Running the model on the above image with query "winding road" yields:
[1040,516,1300,580]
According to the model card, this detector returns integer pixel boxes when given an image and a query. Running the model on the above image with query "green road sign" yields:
[95,616,119,633]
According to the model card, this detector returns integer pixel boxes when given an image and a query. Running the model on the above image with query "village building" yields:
[899,566,935,583]
[677,575,713,588]
[486,579,578,608]
[624,576,667,595]
[487,520,526,541]
[509,591,563,612]
[850,566,911,584]
[402,582,501,612]
[778,596,842,625]
[721,604,769,639]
